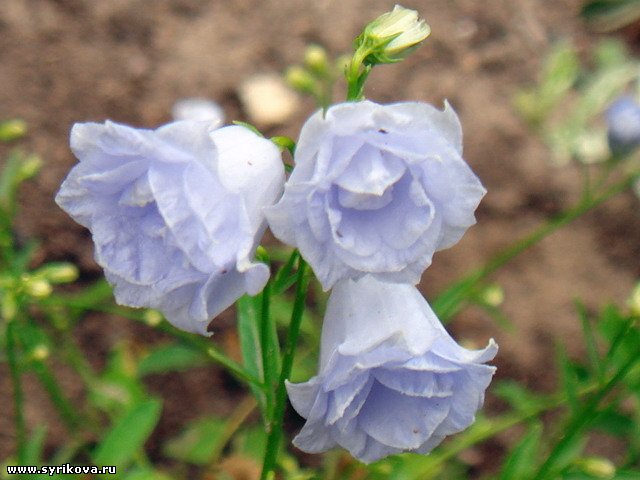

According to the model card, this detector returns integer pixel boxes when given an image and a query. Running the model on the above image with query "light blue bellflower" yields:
[266,100,486,290]
[286,276,497,463]
[56,120,284,335]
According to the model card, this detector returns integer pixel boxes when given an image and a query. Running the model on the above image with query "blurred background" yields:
[1,0,640,478]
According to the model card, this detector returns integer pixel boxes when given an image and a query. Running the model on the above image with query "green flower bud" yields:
[361,5,430,64]
[577,457,615,479]
[23,275,52,298]
[304,44,329,75]
[37,262,79,284]
[481,284,505,307]
[30,344,50,362]
[0,119,27,142]
[18,153,42,181]
[143,309,163,327]
[629,282,640,316]
[285,66,317,93]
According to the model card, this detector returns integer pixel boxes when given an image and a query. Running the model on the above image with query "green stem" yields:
[32,360,82,431]
[260,278,278,420]
[261,257,310,480]
[533,353,640,479]
[434,169,640,323]
[346,47,371,101]
[7,320,26,463]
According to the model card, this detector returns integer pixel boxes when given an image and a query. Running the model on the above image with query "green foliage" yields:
[515,39,639,166]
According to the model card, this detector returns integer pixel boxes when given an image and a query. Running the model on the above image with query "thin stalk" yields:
[435,170,640,323]
[533,352,640,480]
[261,258,310,480]
[32,360,82,431]
[346,47,371,101]
[260,278,277,420]
[7,320,26,464]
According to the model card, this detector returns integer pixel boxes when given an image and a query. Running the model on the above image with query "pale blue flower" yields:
[286,276,497,463]
[606,96,640,154]
[56,120,284,335]
[266,101,485,290]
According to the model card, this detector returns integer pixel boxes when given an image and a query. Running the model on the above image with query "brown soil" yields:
[1,0,639,476]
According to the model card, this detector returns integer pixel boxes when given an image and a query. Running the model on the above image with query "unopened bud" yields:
[31,344,50,362]
[143,309,163,327]
[0,119,27,142]
[23,276,52,298]
[481,284,504,307]
[578,457,615,479]
[629,283,640,316]
[285,66,316,93]
[304,45,329,75]
[361,5,431,63]
[38,263,79,284]
[18,154,42,181]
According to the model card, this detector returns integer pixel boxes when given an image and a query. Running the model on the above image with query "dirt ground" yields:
[1,0,639,475]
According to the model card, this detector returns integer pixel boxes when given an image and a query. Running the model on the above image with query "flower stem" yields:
[434,169,640,323]
[7,320,26,464]
[32,359,82,431]
[346,46,372,101]
[260,257,310,480]
[260,278,279,420]
[532,352,640,479]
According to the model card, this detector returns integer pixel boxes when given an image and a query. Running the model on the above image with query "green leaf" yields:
[273,249,300,295]
[236,295,266,414]
[137,343,207,376]
[23,424,47,465]
[500,423,543,480]
[93,398,162,466]
[582,0,640,31]
[493,381,547,413]
[575,300,605,382]
[590,409,633,437]
[163,416,228,465]
[232,425,268,461]
[556,343,579,413]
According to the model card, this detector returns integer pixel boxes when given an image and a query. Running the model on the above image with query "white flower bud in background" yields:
[171,98,225,127]
[239,73,300,126]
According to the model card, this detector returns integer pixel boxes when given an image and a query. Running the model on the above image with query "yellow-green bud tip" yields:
[31,345,50,362]
[285,66,316,93]
[366,5,430,58]
[578,457,616,479]
[143,309,163,327]
[304,45,329,74]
